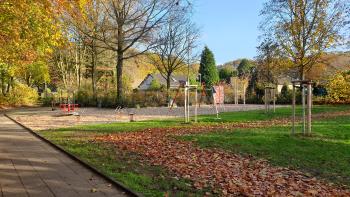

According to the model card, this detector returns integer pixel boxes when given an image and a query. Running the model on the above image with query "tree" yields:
[58,0,113,102]
[0,0,61,96]
[256,39,290,85]
[260,0,348,80]
[346,5,350,47]
[281,84,289,97]
[62,0,181,105]
[149,79,162,91]
[237,59,255,79]
[199,46,219,87]
[25,61,51,87]
[219,67,236,83]
[149,2,199,97]
[326,71,350,102]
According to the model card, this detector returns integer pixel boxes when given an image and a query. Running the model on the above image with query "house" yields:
[277,76,293,93]
[137,73,187,90]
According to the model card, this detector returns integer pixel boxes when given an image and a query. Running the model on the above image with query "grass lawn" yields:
[198,104,350,123]
[50,105,350,133]
[40,131,211,197]
[38,105,350,195]
[181,115,350,187]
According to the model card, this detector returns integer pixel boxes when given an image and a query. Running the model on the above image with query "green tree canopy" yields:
[199,46,219,87]
[219,67,237,83]
[237,59,255,78]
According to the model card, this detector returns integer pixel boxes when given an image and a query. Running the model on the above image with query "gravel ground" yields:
[8,104,286,131]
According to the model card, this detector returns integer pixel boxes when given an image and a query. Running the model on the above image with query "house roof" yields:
[137,73,187,90]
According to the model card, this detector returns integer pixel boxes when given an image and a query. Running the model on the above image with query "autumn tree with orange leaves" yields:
[0,0,62,98]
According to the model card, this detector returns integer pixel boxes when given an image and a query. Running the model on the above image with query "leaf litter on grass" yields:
[95,124,350,196]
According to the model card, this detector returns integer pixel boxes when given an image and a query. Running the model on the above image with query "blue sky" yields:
[193,1,264,64]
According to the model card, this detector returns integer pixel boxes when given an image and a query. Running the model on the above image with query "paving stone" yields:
[0,115,129,197]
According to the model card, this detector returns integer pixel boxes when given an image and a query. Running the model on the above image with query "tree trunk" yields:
[1,71,6,96]
[91,68,97,103]
[116,19,124,106]
[75,45,80,89]
[300,66,306,134]
[300,66,305,81]
[78,63,81,89]
[116,50,124,105]
[166,73,171,102]
[91,44,97,104]
[6,77,13,94]
[26,75,31,87]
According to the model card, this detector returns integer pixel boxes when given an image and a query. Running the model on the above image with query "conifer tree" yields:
[199,46,219,87]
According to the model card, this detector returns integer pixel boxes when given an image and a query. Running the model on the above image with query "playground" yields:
[5,78,350,196]
[1,0,350,196]
[9,104,276,131]
[6,104,350,196]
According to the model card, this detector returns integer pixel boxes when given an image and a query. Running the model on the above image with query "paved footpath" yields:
[0,115,129,197]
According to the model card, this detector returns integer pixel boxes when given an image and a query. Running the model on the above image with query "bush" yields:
[277,84,292,104]
[149,79,162,91]
[131,90,167,107]
[246,94,264,104]
[100,90,118,108]
[0,83,39,106]
[77,89,96,107]
[325,71,350,103]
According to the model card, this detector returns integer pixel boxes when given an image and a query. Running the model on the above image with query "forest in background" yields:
[0,0,349,108]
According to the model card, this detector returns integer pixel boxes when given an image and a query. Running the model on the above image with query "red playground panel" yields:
[60,104,79,112]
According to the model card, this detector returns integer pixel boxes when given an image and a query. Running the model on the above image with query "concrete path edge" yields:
[4,113,142,197]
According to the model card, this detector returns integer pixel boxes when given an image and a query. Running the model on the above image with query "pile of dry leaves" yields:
[96,124,350,196]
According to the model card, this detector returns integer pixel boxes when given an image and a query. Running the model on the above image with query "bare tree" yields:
[260,0,348,80]
[256,38,284,84]
[260,0,348,132]
[148,2,199,98]
[62,0,182,104]
[346,4,350,47]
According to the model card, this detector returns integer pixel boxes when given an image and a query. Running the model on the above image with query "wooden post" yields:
[267,88,272,113]
[215,101,219,119]
[195,87,198,123]
[129,113,135,122]
[307,82,312,135]
[187,87,190,123]
[302,84,306,135]
[235,78,238,105]
[184,87,187,123]
[264,88,267,113]
[243,83,246,105]
[273,88,276,113]
[292,84,296,135]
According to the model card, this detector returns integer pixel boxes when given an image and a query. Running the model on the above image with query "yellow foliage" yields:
[0,0,62,65]
[326,71,350,103]
[0,84,38,106]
